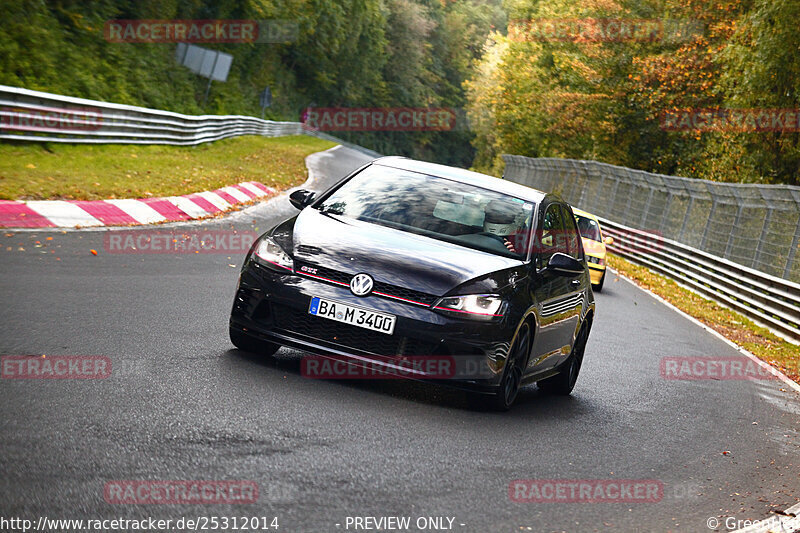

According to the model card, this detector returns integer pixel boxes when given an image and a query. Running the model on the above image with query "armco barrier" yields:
[502,155,800,283]
[600,217,800,341]
[0,85,381,158]
[503,154,800,342]
[0,85,302,145]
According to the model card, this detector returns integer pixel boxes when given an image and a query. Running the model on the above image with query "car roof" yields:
[372,156,547,203]
[571,206,599,220]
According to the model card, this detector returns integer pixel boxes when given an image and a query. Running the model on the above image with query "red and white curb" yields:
[0,182,275,228]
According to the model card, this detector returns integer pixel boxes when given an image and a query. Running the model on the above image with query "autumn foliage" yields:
[466,0,800,185]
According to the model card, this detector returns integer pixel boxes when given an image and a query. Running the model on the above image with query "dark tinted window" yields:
[560,206,583,259]
[538,203,567,263]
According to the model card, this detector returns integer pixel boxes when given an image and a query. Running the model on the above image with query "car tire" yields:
[488,322,531,411]
[592,271,605,292]
[230,327,280,356]
[538,320,589,396]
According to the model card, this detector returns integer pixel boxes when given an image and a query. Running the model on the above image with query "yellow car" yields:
[572,208,613,291]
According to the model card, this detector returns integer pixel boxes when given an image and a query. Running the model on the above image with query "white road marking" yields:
[238,182,269,197]
[197,191,232,211]
[165,196,209,218]
[25,200,104,227]
[104,199,166,224]
[220,186,251,203]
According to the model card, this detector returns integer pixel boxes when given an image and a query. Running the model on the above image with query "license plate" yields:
[308,297,396,335]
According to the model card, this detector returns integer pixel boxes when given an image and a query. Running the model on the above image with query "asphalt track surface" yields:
[0,146,798,533]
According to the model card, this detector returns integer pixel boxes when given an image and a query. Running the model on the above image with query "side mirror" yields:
[289,189,316,210]
[547,252,584,276]
[603,236,614,245]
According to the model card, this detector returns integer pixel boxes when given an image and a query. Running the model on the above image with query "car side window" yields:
[560,205,583,260]
[538,203,565,266]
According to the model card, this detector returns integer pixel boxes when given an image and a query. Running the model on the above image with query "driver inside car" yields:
[481,199,526,255]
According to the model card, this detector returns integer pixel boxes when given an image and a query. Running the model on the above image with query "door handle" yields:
[570,279,581,286]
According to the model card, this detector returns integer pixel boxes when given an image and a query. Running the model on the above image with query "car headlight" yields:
[253,236,294,272]
[433,294,505,321]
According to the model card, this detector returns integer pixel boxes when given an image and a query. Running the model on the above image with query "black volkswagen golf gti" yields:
[230,157,595,410]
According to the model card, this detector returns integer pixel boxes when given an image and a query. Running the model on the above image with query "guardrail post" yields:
[608,174,622,219]
[596,164,606,196]
[700,199,718,250]
[640,187,655,227]
[590,163,606,215]
[784,223,800,279]
[677,196,694,241]
[623,177,635,225]
[659,192,674,235]
[724,204,745,260]
[566,161,579,203]
[753,208,773,270]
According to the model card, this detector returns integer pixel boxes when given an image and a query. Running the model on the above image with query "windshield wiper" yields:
[315,207,348,222]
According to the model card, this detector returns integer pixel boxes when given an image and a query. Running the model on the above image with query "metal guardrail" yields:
[503,155,800,284]
[0,85,383,159]
[600,218,800,342]
[0,85,307,145]
[502,154,800,343]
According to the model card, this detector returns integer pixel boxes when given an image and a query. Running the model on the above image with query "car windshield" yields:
[316,165,534,259]
[574,214,602,242]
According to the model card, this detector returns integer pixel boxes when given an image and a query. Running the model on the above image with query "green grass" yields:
[607,254,799,385]
[0,135,336,201]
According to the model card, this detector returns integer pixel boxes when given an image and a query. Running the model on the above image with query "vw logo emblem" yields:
[350,273,374,296]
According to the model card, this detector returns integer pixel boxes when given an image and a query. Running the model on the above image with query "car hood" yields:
[277,209,523,296]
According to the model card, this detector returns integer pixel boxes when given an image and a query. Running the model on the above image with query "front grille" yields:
[371,281,437,306]
[296,262,350,284]
[273,305,438,357]
[294,261,438,306]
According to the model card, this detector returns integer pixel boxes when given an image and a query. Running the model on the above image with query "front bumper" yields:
[230,261,517,391]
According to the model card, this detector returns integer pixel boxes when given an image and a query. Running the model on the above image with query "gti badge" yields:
[350,273,374,296]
